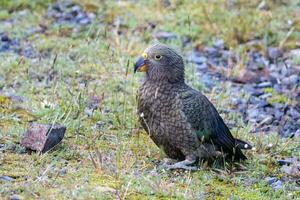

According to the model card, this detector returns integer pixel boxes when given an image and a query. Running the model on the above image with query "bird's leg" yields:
[161,159,198,171]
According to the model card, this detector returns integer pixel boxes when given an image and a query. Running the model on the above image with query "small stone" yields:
[75,13,85,21]
[295,129,300,137]
[273,84,282,93]
[59,168,67,176]
[282,77,290,85]
[244,85,264,96]
[277,157,297,166]
[87,13,96,19]
[257,81,272,88]
[213,39,225,50]
[288,108,300,119]
[204,47,221,58]
[231,97,242,106]
[10,195,21,200]
[265,177,277,185]
[271,180,283,190]
[274,110,283,120]
[1,34,11,42]
[187,52,207,64]
[181,35,191,46]
[247,108,259,119]
[257,0,269,10]
[259,93,272,99]
[71,5,81,16]
[258,115,273,126]
[233,69,261,84]
[0,175,15,182]
[267,47,283,61]
[273,103,284,109]
[289,74,298,84]
[280,164,299,175]
[153,31,176,40]
[196,63,208,70]
[79,18,91,25]
[21,123,66,153]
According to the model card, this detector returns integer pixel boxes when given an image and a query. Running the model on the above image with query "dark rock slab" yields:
[21,123,66,153]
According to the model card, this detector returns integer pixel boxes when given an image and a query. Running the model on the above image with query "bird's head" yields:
[134,44,185,83]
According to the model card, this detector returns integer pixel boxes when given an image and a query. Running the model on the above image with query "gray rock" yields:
[258,115,273,126]
[187,52,207,64]
[288,108,300,119]
[280,164,299,175]
[247,108,259,119]
[79,18,91,25]
[257,81,272,88]
[0,175,15,182]
[289,74,298,84]
[213,39,225,49]
[204,47,222,58]
[197,63,208,70]
[295,129,300,137]
[265,177,277,185]
[278,157,297,166]
[259,93,272,99]
[153,31,176,40]
[10,195,21,200]
[59,168,67,176]
[271,180,283,190]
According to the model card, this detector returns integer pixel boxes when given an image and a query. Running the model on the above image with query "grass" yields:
[0,0,300,199]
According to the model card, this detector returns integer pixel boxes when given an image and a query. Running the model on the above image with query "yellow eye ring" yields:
[154,55,162,60]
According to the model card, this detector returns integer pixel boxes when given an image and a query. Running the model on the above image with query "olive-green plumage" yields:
[134,44,251,169]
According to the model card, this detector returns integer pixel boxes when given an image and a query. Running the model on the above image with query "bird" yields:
[134,43,252,170]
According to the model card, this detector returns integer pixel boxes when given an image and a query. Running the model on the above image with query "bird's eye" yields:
[154,55,162,60]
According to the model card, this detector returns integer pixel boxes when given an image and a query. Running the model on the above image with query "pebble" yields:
[204,47,222,58]
[247,108,259,119]
[277,157,297,166]
[0,175,15,182]
[257,81,272,88]
[265,177,277,185]
[259,93,272,99]
[59,168,67,176]
[267,47,283,61]
[153,31,176,40]
[271,180,283,190]
[10,195,21,200]
[258,115,273,126]
[213,39,225,49]
[187,51,207,64]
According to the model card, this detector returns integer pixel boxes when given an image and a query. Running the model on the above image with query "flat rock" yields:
[153,31,176,40]
[21,123,66,153]
[265,177,277,185]
[0,175,15,182]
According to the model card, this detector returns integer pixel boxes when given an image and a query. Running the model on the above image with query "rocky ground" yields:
[187,40,300,138]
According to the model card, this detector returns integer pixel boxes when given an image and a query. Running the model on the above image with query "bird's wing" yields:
[180,86,247,160]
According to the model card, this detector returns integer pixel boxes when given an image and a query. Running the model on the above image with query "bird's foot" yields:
[160,159,198,171]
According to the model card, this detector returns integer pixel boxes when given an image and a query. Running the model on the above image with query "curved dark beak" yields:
[134,56,147,73]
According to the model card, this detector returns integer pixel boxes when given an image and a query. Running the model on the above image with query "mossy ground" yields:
[0,0,299,199]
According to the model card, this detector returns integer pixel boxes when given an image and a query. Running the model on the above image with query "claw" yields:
[158,159,198,171]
